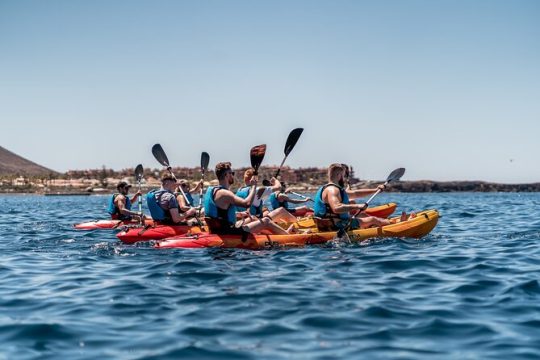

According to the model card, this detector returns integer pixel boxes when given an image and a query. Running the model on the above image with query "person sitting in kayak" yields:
[313,163,391,231]
[269,182,312,216]
[203,162,295,235]
[107,181,143,222]
[176,179,205,220]
[146,173,196,225]
[236,169,297,224]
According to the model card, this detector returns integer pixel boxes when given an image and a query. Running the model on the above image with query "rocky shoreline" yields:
[2,180,540,194]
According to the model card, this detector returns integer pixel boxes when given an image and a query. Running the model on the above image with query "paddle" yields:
[134,164,144,225]
[290,191,312,202]
[198,152,210,211]
[250,144,267,175]
[275,128,303,178]
[337,167,405,238]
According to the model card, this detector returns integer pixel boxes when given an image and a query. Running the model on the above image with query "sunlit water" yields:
[1,193,540,359]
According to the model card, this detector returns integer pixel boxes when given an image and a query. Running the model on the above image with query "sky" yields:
[1,0,539,183]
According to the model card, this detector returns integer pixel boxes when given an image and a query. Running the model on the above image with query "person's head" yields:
[116,181,132,195]
[160,173,177,191]
[243,168,256,184]
[215,162,235,185]
[341,163,350,184]
[328,163,346,187]
[178,179,190,192]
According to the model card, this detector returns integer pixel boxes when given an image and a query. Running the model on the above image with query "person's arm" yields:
[129,190,142,203]
[177,194,191,212]
[116,195,141,217]
[189,180,204,194]
[277,193,311,204]
[346,185,385,199]
[269,177,281,192]
[231,178,257,208]
[327,187,366,214]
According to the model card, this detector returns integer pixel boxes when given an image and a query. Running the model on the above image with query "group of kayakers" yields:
[108,162,413,236]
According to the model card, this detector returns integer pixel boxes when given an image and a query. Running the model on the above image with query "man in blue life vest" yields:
[108,181,143,222]
[313,163,391,231]
[269,182,312,215]
[236,168,297,224]
[203,162,296,235]
[146,173,196,225]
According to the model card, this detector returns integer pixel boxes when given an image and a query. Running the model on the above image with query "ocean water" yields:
[1,193,540,359]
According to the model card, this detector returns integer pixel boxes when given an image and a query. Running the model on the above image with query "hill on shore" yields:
[0,146,58,176]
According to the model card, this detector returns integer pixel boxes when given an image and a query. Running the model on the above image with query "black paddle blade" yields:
[284,128,304,156]
[152,144,170,167]
[386,168,406,183]
[262,179,271,186]
[201,152,210,172]
[250,144,267,174]
[135,164,144,181]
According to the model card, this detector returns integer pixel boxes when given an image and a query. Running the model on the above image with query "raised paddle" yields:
[151,143,190,204]
[275,128,303,178]
[337,167,405,238]
[198,152,210,213]
[250,144,267,175]
[134,164,144,225]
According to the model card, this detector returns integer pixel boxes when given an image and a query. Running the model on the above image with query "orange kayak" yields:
[155,209,439,250]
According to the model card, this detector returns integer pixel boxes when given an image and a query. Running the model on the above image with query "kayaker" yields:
[236,169,297,224]
[203,162,295,235]
[269,182,312,215]
[107,181,143,222]
[313,163,391,231]
[176,179,204,216]
[146,173,196,225]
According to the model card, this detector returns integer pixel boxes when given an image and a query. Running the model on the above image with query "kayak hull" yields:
[73,219,155,230]
[155,209,439,250]
[116,224,205,244]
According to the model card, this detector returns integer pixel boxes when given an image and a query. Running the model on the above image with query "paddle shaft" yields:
[138,179,143,225]
[290,191,312,201]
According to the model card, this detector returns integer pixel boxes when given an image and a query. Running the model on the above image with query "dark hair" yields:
[215,162,232,180]
[160,173,177,183]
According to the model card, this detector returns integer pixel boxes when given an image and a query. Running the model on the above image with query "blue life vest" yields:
[204,186,236,225]
[185,192,194,206]
[146,189,173,222]
[236,186,263,217]
[269,192,289,211]
[313,183,350,221]
[107,193,132,219]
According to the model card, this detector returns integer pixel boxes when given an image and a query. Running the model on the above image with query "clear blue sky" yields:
[1,0,539,183]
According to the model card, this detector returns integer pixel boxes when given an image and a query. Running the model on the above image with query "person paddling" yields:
[108,181,143,222]
[146,173,196,225]
[176,179,205,218]
[236,168,297,224]
[203,162,296,235]
[269,182,312,216]
[313,163,393,231]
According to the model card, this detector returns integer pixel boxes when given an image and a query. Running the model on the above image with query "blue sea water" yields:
[1,192,540,359]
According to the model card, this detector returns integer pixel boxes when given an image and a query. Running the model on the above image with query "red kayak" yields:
[116,224,205,244]
[293,202,397,219]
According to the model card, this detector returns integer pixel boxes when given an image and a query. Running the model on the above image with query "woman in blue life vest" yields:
[269,181,312,215]
[235,168,297,225]
[313,163,392,231]
[175,179,204,222]
[203,162,296,235]
[146,173,196,225]
[107,181,143,221]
